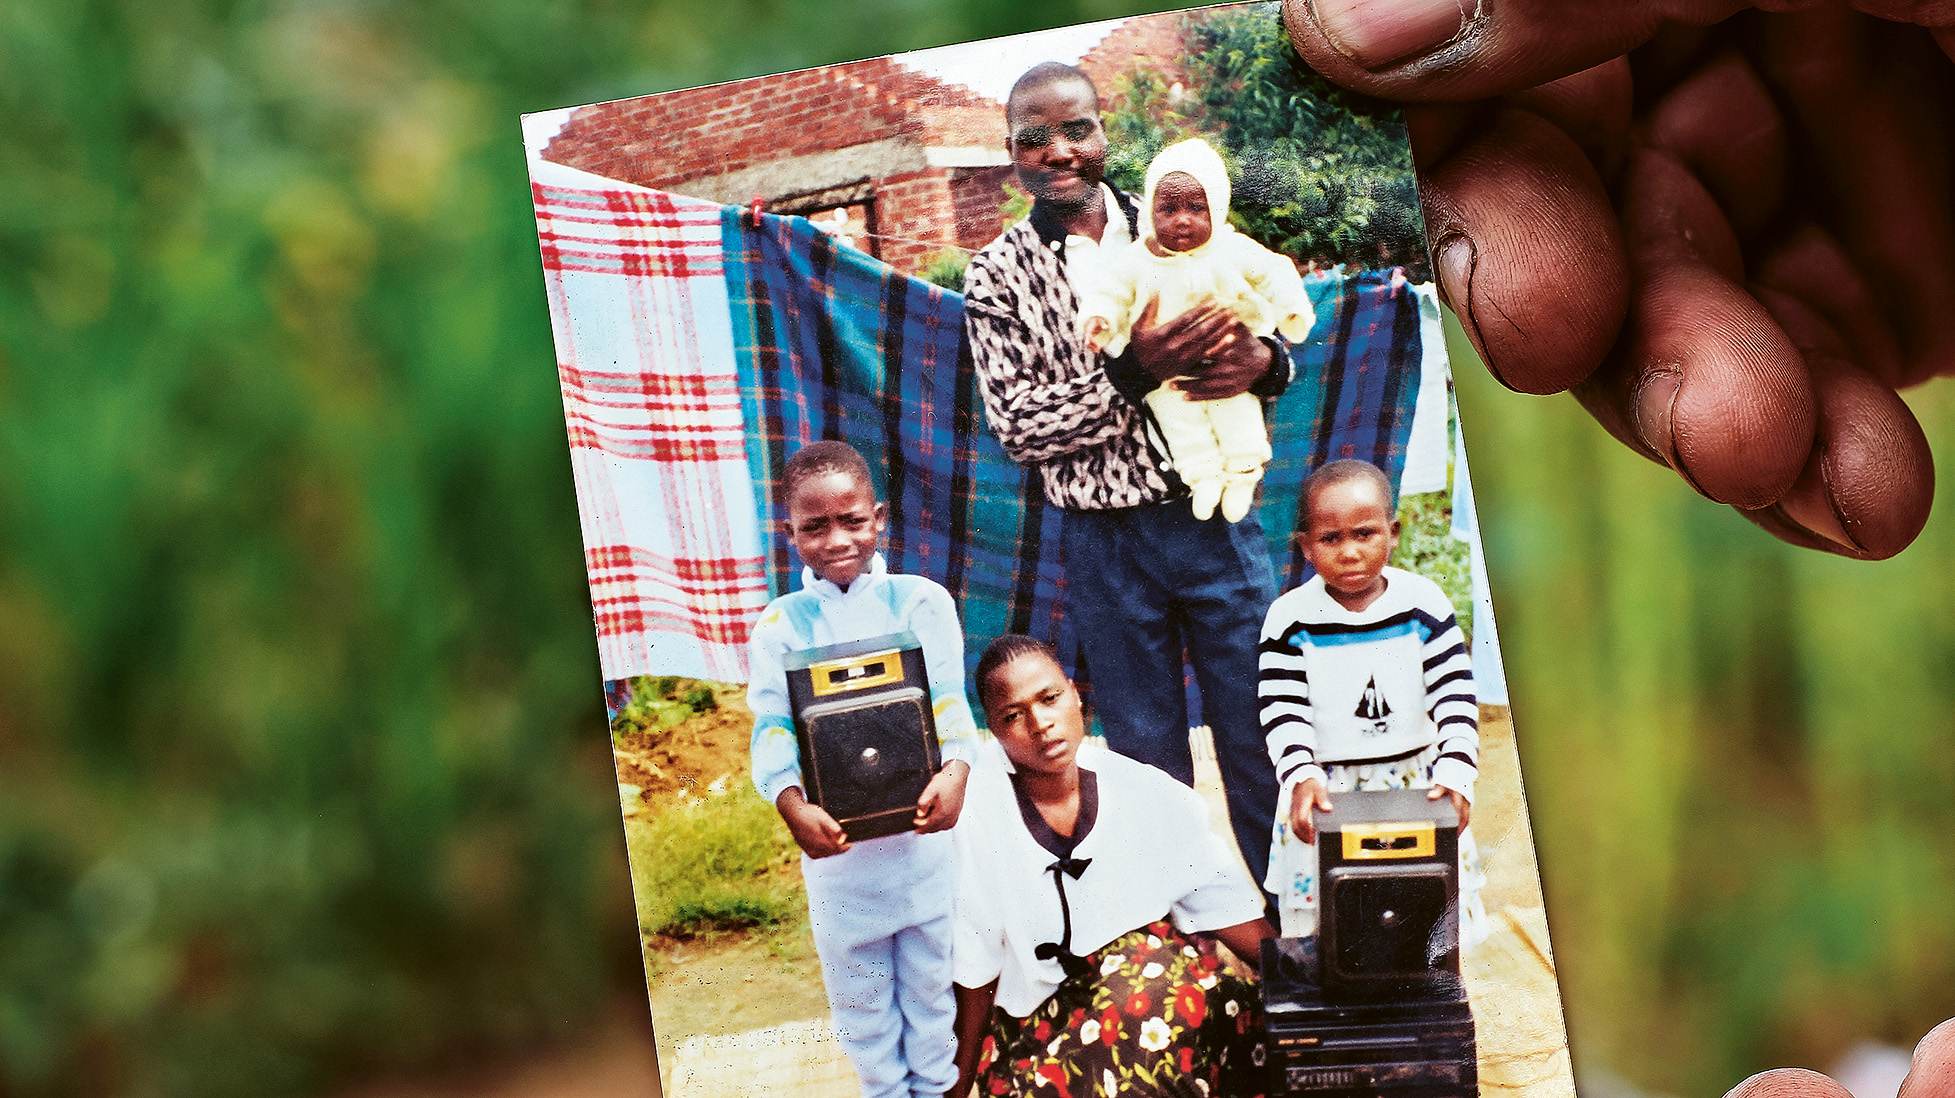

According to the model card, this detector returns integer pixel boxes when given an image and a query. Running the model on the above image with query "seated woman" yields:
[952,635,1276,1098]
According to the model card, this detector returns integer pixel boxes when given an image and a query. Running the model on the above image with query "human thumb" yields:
[1282,0,1751,100]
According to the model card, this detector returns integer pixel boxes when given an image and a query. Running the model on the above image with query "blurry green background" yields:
[1,1,1950,1096]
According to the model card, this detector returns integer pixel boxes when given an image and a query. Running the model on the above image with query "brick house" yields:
[541,14,1195,279]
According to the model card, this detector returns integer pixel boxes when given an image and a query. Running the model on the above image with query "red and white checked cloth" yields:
[531,160,767,683]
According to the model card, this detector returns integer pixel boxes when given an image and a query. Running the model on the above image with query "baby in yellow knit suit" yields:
[1079,137,1314,523]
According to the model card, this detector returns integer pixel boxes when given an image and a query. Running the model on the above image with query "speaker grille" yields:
[1326,870,1450,982]
[806,697,933,819]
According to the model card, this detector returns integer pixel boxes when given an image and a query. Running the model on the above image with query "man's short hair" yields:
[975,633,1060,714]
[1302,459,1396,525]
[783,439,875,502]
[1005,62,1099,123]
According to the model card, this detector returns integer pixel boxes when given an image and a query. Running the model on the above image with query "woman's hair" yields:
[975,633,1061,714]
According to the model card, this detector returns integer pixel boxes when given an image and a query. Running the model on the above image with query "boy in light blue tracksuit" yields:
[747,440,977,1098]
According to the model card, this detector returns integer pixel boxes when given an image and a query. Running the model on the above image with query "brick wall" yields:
[541,54,1017,278]
[948,165,1017,253]
[1078,13,1194,95]
[865,168,943,274]
[536,13,1197,279]
[543,57,1004,195]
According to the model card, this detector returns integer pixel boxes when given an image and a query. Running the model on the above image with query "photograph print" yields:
[523,6,1572,1098]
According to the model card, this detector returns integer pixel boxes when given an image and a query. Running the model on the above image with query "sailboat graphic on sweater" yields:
[1355,675,1392,737]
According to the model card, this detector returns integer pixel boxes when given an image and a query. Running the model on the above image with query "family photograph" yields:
[524,6,1566,1097]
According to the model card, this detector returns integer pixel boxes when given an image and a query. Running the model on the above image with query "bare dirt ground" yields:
[611,683,754,803]
[1462,708,1575,1098]
[334,704,1570,1098]
[610,682,832,1052]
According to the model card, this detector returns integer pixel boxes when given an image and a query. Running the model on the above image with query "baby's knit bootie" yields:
[1219,477,1257,524]
[1190,479,1223,521]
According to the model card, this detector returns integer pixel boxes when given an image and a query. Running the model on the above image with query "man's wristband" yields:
[1249,334,1294,400]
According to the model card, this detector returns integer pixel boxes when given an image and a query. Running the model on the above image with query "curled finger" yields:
[1745,287,1933,558]
[1643,49,1788,240]
[1283,0,1746,100]
[1574,147,1816,507]
[1421,106,1630,393]
[1723,1068,1854,1098]
[1898,1018,1955,1098]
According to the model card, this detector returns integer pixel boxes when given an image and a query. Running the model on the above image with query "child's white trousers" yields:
[804,828,958,1098]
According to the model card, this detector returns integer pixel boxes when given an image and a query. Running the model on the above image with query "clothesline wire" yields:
[847,230,979,255]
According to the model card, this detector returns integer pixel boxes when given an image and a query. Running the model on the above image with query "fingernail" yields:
[1436,233,1473,309]
[1772,443,1865,553]
[1436,233,1504,385]
[1633,370,1680,466]
[1309,0,1472,70]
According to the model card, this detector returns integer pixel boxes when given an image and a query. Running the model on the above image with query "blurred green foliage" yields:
[0,0,1185,1095]
[1455,315,1955,1093]
[2,0,1952,1096]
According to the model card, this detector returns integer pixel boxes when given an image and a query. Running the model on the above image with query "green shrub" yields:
[918,251,970,292]
[1392,483,1473,644]
[611,676,722,739]
[624,783,799,938]
[1098,6,1423,269]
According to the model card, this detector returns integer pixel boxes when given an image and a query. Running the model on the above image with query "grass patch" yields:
[624,780,801,939]
[611,675,720,740]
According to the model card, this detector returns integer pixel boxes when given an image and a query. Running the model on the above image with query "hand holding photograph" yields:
[525,7,1565,1096]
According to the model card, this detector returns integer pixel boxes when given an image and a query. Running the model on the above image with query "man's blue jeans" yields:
[1061,498,1281,899]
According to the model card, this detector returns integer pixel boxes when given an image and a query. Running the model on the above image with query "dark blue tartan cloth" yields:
[721,209,1081,688]
[1263,270,1423,587]
[719,210,1422,700]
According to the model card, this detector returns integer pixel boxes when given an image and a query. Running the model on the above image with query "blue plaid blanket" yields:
[721,210,1421,689]
[722,210,1081,681]
[1263,270,1422,586]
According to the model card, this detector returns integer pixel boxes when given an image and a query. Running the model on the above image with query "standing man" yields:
[963,62,1290,897]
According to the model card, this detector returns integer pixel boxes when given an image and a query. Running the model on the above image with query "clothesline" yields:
[534,179,1433,693]
[832,229,980,256]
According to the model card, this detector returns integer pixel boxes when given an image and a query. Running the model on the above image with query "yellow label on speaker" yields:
[809,648,905,696]
[1341,821,1436,860]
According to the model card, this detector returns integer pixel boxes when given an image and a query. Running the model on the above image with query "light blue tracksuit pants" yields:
[803,828,957,1098]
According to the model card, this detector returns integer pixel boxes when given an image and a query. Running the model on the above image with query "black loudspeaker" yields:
[1263,938,1477,1098]
[784,632,941,842]
[1315,788,1462,999]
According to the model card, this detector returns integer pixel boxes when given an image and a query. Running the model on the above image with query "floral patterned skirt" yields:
[974,920,1266,1098]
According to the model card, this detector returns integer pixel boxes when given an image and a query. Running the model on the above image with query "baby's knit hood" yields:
[1141,137,1233,252]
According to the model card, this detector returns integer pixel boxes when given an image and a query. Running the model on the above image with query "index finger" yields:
[1723,1069,1853,1098]
[1899,1018,1955,1098]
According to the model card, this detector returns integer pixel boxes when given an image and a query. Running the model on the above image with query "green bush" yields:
[918,250,971,293]
[625,785,799,938]
[611,676,722,740]
[1099,5,1423,268]
[1393,482,1473,644]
